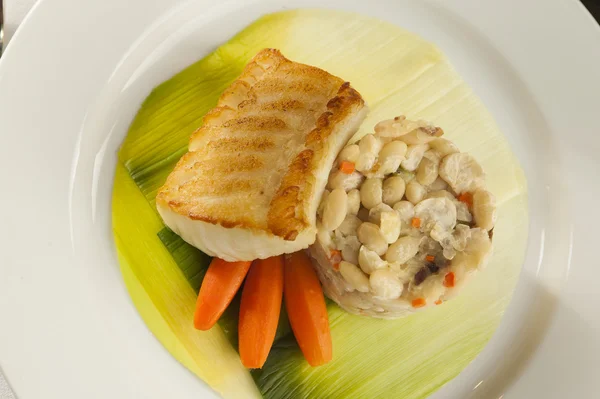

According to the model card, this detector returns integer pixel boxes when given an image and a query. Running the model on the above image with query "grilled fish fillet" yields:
[156,49,368,261]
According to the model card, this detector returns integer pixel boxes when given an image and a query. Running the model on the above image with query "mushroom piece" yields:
[358,245,387,274]
[413,197,457,232]
[399,126,443,145]
[438,153,485,194]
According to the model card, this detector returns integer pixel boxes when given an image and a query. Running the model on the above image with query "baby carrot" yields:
[239,256,284,369]
[284,251,332,366]
[193,258,252,330]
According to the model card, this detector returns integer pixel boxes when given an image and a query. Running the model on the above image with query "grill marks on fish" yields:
[157,48,366,238]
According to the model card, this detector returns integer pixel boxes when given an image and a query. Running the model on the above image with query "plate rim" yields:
[1,0,599,398]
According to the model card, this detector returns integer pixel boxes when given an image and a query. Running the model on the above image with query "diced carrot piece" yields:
[239,256,284,369]
[330,249,342,270]
[425,255,435,262]
[435,299,443,305]
[411,217,421,228]
[284,251,332,366]
[194,258,252,330]
[457,192,473,208]
[412,298,427,308]
[443,272,455,288]
[339,161,356,174]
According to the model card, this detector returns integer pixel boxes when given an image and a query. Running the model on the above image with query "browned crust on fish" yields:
[267,82,365,240]
[156,49,365,240]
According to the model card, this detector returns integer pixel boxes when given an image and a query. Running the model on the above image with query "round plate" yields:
[1,0,599,398]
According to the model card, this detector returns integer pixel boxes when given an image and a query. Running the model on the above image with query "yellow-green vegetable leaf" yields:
[113,8,527,399]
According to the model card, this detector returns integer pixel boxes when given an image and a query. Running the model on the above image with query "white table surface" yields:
[0,3,36,399]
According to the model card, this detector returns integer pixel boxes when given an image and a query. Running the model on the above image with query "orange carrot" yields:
[239,256,284,369]
[329,249,342,270]
[425,255,435,262]
[284,251,332,366]
[443,272,455,288]
[339,161,355,174]
[412,297,426,308]
[194,258,252,330]
[411,217,421,228]
[457,192,473,208]
[435,299,443,305]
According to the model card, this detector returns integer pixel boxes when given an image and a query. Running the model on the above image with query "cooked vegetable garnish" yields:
[339,161,356,174]
[411,217,421,228]
[457,192,473,208]
[412,298,426,308]
[425,255,435,262]
[435,299,443,305]
[239,256,284,369]
[284,251,332,366]
[443,272,456,288]
[194,258,252,330]
[330,249,342,270]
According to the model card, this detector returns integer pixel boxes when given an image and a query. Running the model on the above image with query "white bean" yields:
[377,140,408,175]
[328,170,364,191]
[380,211,402,244]
[374,116,407,138]
[356,134,382,173]
[368,203,394,225]
[355,153,376,173]
[423,149,442,164]
[322,189,348,231]
[398,126,443,145]
[393,200,415,222]
[427,176,448,191]
[356,222,388,256]
[386,236,421,264]
[370,268,404,299]
[339,261,370,292]
[360,178,383,209]
[472,190,497,231]
[382,176,406,206]
[425,190,454,201]
[340,235,362,265]
[358,245,387,274]
[359,133,382,154]
[336,214,362,237]
[416,156,439,186]
[317,227,333,248]
[405,180,426,204]
[401,144,429,171]
[317,190,330,217]
[347,189,361,215]
[338,144,360,164]
[429,138,460,158]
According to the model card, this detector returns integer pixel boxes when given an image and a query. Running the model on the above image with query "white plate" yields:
[1,0,599,398]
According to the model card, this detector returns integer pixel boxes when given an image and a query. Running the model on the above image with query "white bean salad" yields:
[310,116,497,318]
